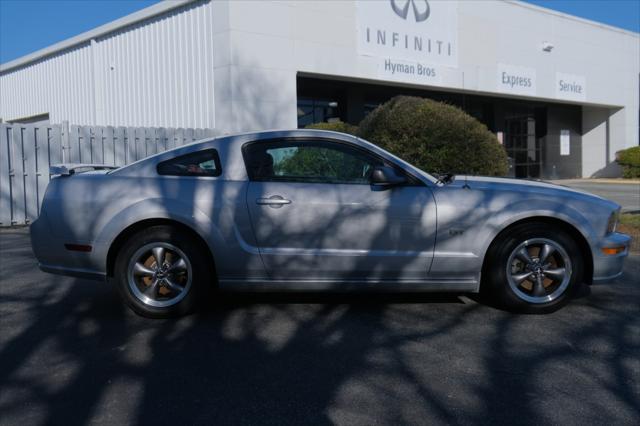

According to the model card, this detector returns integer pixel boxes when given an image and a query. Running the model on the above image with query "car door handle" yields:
[256,196,291,206]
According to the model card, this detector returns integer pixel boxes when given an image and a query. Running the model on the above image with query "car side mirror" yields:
[370,166,407,187]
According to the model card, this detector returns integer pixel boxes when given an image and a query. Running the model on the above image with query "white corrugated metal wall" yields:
[95,1,215,128]
[0,0,215,129]
[0,44,95,124]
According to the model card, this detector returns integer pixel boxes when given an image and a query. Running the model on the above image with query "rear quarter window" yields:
[157,149,221,177]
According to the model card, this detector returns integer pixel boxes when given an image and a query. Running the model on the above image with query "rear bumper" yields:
[38,263,106,281]
[591,232,632,284]
[30,216,107,280]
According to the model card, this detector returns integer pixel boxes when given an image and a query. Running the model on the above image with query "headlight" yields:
[606,209,620,234]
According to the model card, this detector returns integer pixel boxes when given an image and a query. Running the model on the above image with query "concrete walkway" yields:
[551,179,640,212]
[552,178,640,185]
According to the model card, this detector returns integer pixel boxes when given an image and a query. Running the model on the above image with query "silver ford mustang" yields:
[31,130,631,318]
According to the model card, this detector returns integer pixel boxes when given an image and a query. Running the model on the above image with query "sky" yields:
[1,0,639,65]
[524,0,640,32]
[0,0,161,64]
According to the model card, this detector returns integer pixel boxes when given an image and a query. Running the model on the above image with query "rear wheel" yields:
[483,223,584,313]
[114,226,211,318]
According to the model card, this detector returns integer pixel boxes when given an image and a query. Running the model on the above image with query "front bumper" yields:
[591,232,632,284]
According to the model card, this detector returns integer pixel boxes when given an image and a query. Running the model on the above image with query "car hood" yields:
[450,175,618,208]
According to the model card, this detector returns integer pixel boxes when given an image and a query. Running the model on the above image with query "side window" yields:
[244,140,383,184]
[157,149,221,177]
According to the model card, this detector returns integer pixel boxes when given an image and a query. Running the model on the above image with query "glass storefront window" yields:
[297,97,340,128]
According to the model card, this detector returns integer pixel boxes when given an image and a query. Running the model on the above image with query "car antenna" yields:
[462,169,470,189]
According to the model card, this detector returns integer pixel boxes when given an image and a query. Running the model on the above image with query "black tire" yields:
[113,225,212,318]
[482,222,584,314]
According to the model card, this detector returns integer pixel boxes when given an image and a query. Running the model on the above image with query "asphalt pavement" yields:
[552,180,640,212]
[1,227,639,426]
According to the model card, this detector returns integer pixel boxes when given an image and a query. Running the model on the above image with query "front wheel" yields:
[113,226,211,318]
[483,223,584,313]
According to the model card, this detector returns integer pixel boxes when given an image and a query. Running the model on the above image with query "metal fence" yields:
[0,122,217,226]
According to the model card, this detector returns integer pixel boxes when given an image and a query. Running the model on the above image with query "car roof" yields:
[218,128,358,143]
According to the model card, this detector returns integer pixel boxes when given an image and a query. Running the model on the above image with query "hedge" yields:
[357,96,508,176]
[616,146,640,178]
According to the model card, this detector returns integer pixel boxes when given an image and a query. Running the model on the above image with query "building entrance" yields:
[504,114,541,179]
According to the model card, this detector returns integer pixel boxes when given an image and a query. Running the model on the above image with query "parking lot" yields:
[1,227,639,426]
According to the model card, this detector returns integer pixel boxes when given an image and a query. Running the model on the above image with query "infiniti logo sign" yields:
[357,0,457,69]
[391,0,430,22]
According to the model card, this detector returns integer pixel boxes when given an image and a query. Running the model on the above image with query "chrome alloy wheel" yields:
[127,242,193,308]
[506,238,572,304]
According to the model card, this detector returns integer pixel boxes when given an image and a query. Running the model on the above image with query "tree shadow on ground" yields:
[1,251,638,426]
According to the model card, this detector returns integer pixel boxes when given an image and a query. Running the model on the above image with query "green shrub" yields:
[616,146,640,179]
[306,121,358,135]
[357,96,508,176]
